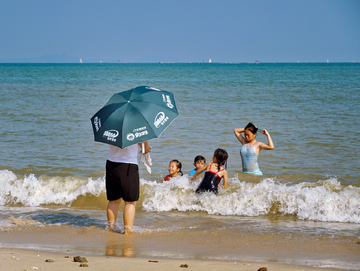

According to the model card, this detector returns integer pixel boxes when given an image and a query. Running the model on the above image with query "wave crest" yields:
[141,176,360,223]
[0,170,105,206]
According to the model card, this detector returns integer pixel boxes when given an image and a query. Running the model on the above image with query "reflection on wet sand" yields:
[106,236,135,257]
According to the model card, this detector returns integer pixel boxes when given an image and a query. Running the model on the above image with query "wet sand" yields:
[1,224,359,270]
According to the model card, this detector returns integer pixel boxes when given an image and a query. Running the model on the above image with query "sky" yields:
[0,0,359,62]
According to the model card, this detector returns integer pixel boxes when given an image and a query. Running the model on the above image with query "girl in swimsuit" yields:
[164,159,183,181]
[234,123,274,175]
[190,148,228,194]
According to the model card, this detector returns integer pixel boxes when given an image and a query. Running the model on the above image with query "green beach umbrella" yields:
[91,86,179,149]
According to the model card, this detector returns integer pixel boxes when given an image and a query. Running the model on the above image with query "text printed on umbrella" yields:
[103,130,119,142]
[93,116,101,132]
[154,112,169,128]
[162,94,174,109]
[127,129,149,141]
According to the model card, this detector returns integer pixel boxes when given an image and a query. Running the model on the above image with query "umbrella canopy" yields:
[91,86,179,149]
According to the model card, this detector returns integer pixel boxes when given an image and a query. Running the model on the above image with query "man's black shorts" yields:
[105,160,139,202]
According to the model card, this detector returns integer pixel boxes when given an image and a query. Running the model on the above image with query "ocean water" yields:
[0,63,360,268]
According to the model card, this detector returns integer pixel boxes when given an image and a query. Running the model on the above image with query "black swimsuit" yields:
[196,163,224,195]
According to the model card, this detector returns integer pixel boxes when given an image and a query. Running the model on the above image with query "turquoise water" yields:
[1,63,360,269]
[1,63,359,180]
[0,63,360,238]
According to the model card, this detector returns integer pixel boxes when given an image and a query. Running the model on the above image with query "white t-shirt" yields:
[108,144,139,165]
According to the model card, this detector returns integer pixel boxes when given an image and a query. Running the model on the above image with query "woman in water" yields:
[190,148,228,194]
[234,123,274,175]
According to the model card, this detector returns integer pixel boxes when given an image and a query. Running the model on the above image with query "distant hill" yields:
[0,54,81,63]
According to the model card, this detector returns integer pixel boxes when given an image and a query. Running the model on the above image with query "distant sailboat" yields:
[209,58,212,63]
[79,58,82,63]
[327,59,329,63]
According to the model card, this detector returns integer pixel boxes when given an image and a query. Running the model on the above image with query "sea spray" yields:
[1,169,359,223]
[141,176,360,223]
[0,170,105,206]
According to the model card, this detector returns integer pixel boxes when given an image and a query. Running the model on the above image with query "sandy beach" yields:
[1,248,342,271]
[1,222,359,271]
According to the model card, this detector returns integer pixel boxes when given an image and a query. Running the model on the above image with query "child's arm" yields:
[233,128,246,145]
[259,129,274,150]
[222,171,228,189]
[190,163,209,181]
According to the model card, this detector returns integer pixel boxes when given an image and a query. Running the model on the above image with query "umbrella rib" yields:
[131,104,154,134]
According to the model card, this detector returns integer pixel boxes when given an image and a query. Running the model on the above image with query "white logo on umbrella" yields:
[94,116,101,132]
[103,130,119,142]
[127,133,135,141]
[162,94,174,109]
[154,112,169,128]
[127,130,149,141]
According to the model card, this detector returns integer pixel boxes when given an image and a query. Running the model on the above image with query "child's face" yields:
[168,162,180,175]
[194,160,205,170]
[244,129,256,142]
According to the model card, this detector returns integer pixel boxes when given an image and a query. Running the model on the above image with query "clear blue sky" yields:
[0,0,359,62]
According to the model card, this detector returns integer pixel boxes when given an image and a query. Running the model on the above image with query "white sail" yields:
[79,58,82,63]
[209,58,212,63]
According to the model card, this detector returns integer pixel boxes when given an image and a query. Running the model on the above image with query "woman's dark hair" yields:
[194,155,206,163]
[213,148,228,171]
[170,159,183,176]
[245,122,258,134]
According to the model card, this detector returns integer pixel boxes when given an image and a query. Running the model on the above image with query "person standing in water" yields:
[106,141,151,234]
[190,148,228,194]
[234,123,274,175]
[164,159,183,181]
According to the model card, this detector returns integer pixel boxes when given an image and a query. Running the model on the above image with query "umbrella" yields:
[91,86,179,149]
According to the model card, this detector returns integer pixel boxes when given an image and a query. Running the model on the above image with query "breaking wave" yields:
[141,175,360,223]
[1,169,359,223]
[0,170,105,206]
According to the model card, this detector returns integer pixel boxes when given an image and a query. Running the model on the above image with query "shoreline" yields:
[1,223,359,270]
[0,248,342,271]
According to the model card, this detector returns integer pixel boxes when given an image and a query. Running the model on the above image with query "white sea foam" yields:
[0,170,105,206]
[141,175,360,223]
[1,169,359,224]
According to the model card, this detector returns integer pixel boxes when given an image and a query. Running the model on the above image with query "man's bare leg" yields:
[107,199,122,231]
[123,201,136,234]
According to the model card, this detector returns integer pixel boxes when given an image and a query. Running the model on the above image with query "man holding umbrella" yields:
[91,86,179,234]
[106,142,151,234]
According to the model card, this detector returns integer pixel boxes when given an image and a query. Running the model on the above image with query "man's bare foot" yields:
[123,227,133,235]
[108,221,115,231]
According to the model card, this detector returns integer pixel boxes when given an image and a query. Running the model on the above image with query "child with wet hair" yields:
[164,159,183,181]
[189,155,206,176]
[234,122,274,175]
[190,148,228,194]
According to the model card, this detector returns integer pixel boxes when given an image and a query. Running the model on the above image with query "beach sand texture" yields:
[1,222,359,270]
[0,248,341,271]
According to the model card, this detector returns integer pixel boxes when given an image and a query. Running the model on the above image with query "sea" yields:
[0,63,359,269]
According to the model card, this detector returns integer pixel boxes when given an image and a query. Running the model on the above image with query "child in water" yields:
[190,149,228,194]
[234,123,274,175]
[164,159,183,181]
[188,155,206,176]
